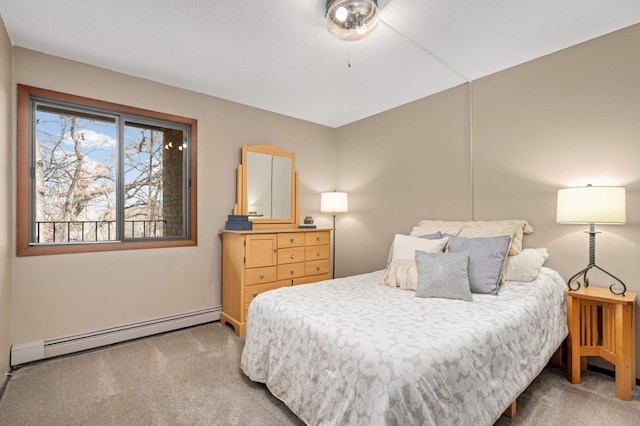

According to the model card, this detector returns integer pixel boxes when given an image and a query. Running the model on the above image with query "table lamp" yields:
[556,184,627,295]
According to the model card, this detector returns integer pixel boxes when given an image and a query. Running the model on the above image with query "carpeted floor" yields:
[0,322,638,425]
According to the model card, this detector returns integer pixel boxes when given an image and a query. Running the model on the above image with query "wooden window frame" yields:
[16,84,198,256]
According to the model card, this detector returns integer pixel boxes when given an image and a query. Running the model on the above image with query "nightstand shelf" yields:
[565,286,637,400]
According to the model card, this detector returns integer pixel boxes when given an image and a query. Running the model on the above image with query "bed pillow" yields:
[418,231,443,240]
[387,232,443,267]
[504,248,549,282]
[391,234,449,260]
[380,259,418,291]
[381,234,449,291]
[414,220,465,236]
[457,220,533,256]
[446,234,511,295]
[415,250,472,302]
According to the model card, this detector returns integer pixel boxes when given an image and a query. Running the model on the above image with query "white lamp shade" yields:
[557,186,626,224]
[321,192,349,213]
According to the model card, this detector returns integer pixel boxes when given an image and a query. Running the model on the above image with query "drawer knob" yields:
[316,237,320,241]
[259,274,265,279]
[290,254,295,259]
[316,266,320,271]
[252,292,257,298]
[316,251,320,256]
[290,270,294,275]
[274,248,278,252]
[290,238,294,243]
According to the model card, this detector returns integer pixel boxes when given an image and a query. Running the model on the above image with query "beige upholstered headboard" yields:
[410,219,533,256]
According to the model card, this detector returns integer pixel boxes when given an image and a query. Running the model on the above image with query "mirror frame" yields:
[234,144,299,228]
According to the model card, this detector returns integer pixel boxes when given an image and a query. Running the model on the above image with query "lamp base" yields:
[567,264,627,296]
[567,225,627,296]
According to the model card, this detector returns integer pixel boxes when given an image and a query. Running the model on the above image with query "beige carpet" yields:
[0,322,638,425]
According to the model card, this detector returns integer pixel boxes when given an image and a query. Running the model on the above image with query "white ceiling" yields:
[1,1,640,128]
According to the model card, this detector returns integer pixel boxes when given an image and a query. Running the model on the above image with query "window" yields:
[17,85,197,256]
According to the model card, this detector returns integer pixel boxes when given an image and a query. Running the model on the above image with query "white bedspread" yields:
[241,267,567,426]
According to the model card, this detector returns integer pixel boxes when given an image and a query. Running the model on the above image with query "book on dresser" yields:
[220,228,331,336]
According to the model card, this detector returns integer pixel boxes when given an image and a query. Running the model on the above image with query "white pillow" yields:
[381,234,449,291]
[504,248,549,282]
[391,234,449,260]
[380,259,419,291]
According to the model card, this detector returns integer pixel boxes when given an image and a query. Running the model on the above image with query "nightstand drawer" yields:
[245,266,277,285]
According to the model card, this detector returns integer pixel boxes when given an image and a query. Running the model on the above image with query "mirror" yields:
[235,145,298,227]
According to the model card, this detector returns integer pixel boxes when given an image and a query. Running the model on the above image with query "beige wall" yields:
[334,85,472,277]
[10,48,336,343]
[0,14,12,373]
[336,24,640,378]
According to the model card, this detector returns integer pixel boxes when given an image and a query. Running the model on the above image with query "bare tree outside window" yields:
[35,107,117,243]
[123,123,185,239]
[25,91,192,250]
[17,85,197,256]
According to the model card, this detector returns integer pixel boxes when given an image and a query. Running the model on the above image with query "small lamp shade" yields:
[557,185,626,224]
[321,192,348,214]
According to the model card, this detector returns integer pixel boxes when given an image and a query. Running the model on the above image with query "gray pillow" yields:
[418,231,443,240]
[415,250,472,302]
[445,234,511,295]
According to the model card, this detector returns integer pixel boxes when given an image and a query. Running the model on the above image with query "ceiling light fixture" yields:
[326,0,379,41]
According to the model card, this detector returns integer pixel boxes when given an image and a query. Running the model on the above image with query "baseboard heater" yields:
[10,307,221,366]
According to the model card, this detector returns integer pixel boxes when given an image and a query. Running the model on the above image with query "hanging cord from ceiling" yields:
[379,19,470,83]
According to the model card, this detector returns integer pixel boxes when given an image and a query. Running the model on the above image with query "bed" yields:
[240,220,568,425]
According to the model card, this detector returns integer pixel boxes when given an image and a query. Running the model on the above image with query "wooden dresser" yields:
[220,228,331,336]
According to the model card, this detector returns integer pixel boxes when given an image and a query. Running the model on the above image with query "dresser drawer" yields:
[305,259,330,276]
[277,262,305,280]
[278,233,304,248]
[243,280,284,305]
[277,246,305,264]
[305,244,329,261]
[305,231,330,246]
[243,280,290,320]
[294,273,331,286]
[245,266,277,285]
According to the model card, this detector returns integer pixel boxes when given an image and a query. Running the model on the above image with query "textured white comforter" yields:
[241,267,567,426]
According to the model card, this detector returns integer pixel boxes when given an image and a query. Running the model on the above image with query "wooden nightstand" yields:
[565,286,637,400]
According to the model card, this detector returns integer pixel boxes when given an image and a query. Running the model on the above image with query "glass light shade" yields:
[321,192,349,213]
[326,0,378,41]
[556,185,626,224]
